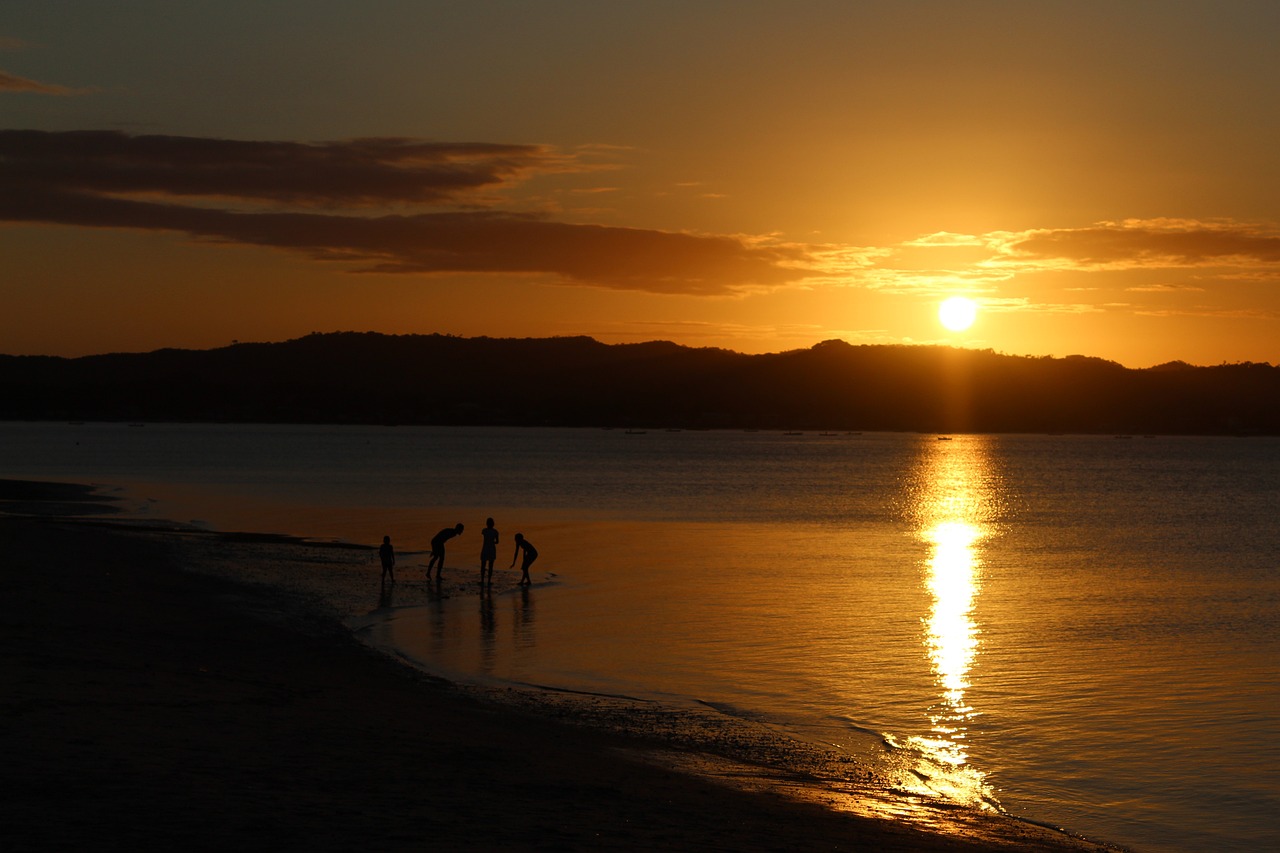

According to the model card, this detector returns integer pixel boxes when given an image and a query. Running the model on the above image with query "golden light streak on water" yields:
[922,519,979,765]
[904,436,1002,808]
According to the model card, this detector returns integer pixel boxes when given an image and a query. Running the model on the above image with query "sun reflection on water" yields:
[902,436,1003,808]
[921,519,980,766]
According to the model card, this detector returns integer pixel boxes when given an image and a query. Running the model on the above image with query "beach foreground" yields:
[1,511,1116,851]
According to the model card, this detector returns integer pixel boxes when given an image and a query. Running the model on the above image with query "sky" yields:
[2,1,1279,367]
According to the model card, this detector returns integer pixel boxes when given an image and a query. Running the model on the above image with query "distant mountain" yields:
[1,333,1278,434]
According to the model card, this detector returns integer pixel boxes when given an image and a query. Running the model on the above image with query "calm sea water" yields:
[2,423,1277,852]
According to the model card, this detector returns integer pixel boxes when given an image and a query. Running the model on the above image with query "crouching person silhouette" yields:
[426,523,464,580]
[510,533,538,586]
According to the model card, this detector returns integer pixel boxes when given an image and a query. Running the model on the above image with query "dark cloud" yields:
[0,70,86,95]
[0,130,814,293]
[1007,223,1280,266]
[0,129,551,205]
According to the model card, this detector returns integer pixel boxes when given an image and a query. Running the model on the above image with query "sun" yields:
[938,296,978,332]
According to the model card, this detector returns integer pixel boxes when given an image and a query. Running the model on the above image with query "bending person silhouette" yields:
[510,533,538,586]
[378,535,396,584]
[479,517,499,586]
[426,523,464,579]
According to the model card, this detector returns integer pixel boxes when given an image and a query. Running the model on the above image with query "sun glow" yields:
[939,296,978,332]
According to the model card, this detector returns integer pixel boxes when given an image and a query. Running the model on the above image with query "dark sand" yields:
[1,500,1118,850]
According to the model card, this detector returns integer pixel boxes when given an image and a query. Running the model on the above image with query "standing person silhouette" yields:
[510,533,538,586]
[378,535,396,584]
[479,517,499,586]
[426,523,464,580]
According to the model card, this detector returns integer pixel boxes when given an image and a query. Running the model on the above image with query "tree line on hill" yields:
[1,332,1277,434]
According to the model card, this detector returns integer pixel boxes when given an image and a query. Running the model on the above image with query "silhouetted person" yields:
[479,517,499,586]
[378,535,396,584]
[510,533,538,586]
[426,523,464,579]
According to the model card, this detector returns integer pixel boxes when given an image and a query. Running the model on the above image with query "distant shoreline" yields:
[7,417,1280,437]
[3,333,1278,434]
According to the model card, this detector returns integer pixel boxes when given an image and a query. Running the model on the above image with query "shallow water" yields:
[3,423,1277,852]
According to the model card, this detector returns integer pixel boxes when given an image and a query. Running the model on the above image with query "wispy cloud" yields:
[993,219,1280,270]
[1134,306,1279,319]
[0,70,91,95]
[1,39,92,95]
[876,219,1280,282]
[0,130,557,205]
[1125,283,1206,293]
[7,131,1276,304]
[0,129,817,294]
[850,219,1280,315]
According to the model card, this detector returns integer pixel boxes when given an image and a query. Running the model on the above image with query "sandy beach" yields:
[1,482,1118,851]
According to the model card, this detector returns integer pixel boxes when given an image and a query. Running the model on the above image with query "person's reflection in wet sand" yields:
[479,587,496,674]
[512,585,536,652]
[427,586,447,649]
[377,577,395,612]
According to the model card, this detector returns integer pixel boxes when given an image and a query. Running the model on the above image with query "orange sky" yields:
[3,2,1279,366]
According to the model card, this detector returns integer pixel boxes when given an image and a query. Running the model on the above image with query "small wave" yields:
[503,680,657,704]
[821,712,889,741]
[878,732,1001,813]
[695,699,771,722]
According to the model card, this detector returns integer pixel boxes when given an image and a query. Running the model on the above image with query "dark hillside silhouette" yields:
[1,333,1277,434]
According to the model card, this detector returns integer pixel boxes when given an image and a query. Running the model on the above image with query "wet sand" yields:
[1,491,1118,850]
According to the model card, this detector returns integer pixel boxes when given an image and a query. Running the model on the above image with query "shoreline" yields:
[2,484,1119,850]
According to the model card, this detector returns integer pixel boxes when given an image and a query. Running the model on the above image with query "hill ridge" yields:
[2,333,1277,434]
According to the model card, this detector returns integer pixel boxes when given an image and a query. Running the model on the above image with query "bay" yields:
[2,422,1277,852]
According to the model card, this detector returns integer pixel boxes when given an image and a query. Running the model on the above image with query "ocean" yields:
[2,422,1277,852]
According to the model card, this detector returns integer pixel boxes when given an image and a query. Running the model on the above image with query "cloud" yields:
[0,70,90,95]
[0,129,557,205]
[901,231,988,248]
[848,219,1280,319]
[14,132,1271,303]
[995,219,1280,269]
[0,130,817,294]
[874,219,1280,286]
[1134,306,1279,320]
[1125,283,1206,293]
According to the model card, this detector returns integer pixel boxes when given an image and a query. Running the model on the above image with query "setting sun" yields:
[939,297,978,332]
